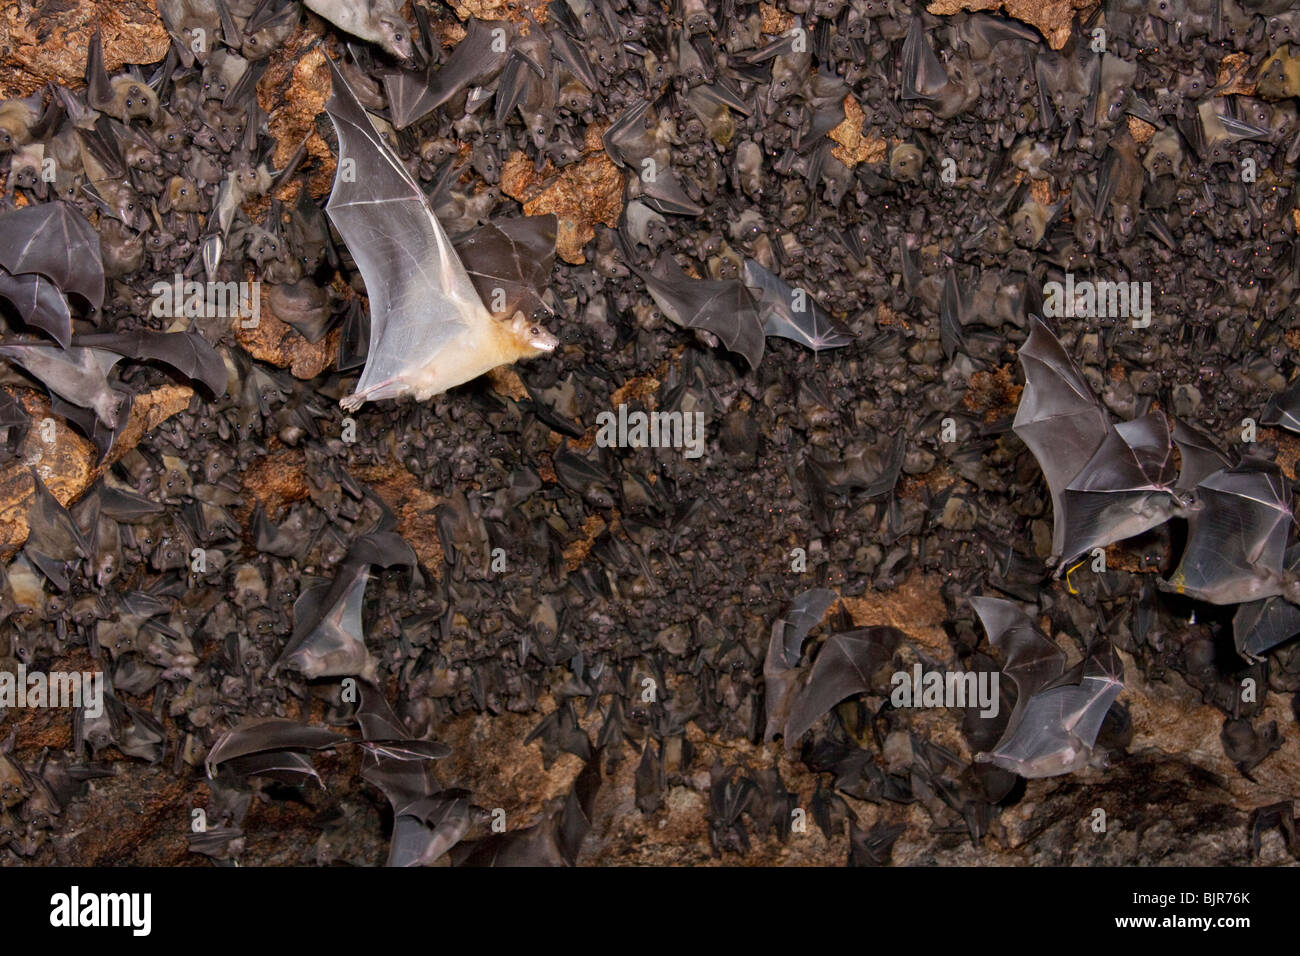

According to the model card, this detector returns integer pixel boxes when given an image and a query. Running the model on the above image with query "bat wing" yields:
[0,343,125,429]
[783,627,904,746]
[970,595,1066,744]
[1166,459,1294,605]
[222,750,325,787]
[388,792,472,866]
[980,642,1123,778]
[1013,317,1112,561]
[0,269,72,347]
[205,717,349,777]
[1173,418,1233,490]
[0,202,104,312]
[454,214,557,319]
[1057,413,1182,566]
[1234,546,1300,659]
[771,588,839,668]
[279,562,372,679]
[902,16,949,101]
[1262,378,1300,434]
[741,258,854,351]
[323,59,486,408]
[763,588,839,742]
[384,18,509,129]
[75,330,227,396]
[642,252,763,368]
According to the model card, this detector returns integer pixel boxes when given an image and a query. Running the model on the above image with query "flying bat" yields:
[636,252,763,368]
[1013,318,1199,571]
[1057,412,1189,567]
[971,596,1124,779]
[741,259,855,352]
[782,627,904,747]
[322,60,557,411]
[1163,458,1299,606]
[1234,545,1300,660]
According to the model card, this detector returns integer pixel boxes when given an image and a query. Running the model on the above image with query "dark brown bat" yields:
[383,17,510,130]
[636,252,763,368]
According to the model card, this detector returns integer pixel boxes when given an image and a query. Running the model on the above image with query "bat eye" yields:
[530,326,540,335]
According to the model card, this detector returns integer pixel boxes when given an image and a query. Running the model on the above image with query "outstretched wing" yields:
[1013,317,1112,562]
[323,59,487,406]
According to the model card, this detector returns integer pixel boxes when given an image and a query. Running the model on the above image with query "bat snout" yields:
[529,326,559,353]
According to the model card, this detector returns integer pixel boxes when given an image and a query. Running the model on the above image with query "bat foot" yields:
[339,393,365,412]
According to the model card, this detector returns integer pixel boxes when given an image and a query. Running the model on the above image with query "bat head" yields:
[378,16,416,62]
[507,312,559,356]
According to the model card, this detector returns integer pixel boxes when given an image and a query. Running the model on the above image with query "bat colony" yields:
[1,0,1299,866]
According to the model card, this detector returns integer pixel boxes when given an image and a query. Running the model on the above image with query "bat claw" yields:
[340,393,364,412]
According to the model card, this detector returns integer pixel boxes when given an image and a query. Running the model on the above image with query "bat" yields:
[383,18,510,130]
[279,562,376,681]
[74,330,227,396]
[636,252,763,368]
[322,60,558,410]
[1013,317,1111,564]
[901,17,979,119]
[86,31,158,123]
[205,717,350,777]
[1263,378,1300,434]
[782,627,904,746]
[229,0,299,60]
[1034,42,1098,128]
[1163,458,1298,606]
[0,201,105,314]
[0,93,43,153]
[1183,98,1271,164]
[741,259,855,352]
[303,0,415,61]
[24,472,88,590]
[388,790,472,866]
[0,343,127,429]
[273,530,418,678]
[1056,412,1189,568]
[971,596,1124,778]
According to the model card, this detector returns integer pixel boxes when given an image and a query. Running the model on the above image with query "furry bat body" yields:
[322,60,558,410]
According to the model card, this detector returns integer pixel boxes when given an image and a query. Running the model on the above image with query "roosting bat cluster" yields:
[1,0,1300,866]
